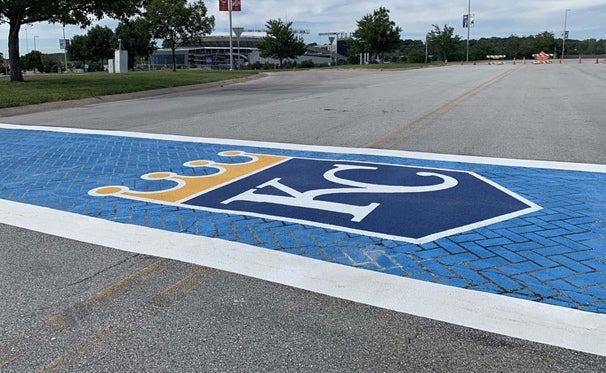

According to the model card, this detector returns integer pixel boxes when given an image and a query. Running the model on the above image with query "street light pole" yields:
[228,0,234,70]
[562,9,570,61]
[24,25,30,53]
[33,36,38,51]
[425,35,428,64]
[466,0,471,62]
[63,25,68,73]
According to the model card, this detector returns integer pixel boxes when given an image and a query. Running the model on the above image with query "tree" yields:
[0,52,6,75]
[67,26,119,71]
[531,31,556,55]
[0,0,144,82]
[396,39,425,63]
[146,0,215,71]
[351,7,401,63]
[504,35,524,59]
[470,38,495,61]
[257,19,306,68]
[427,24,462,62]
[41,53,61,73]
[86,25,116,66]
[67,35,91,70]
[115,18,157,69]
[21,50,43,72]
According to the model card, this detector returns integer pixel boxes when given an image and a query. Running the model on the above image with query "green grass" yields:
[0,70,257,109]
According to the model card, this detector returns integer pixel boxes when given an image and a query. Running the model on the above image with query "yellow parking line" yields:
[0,350,27,369]
[151,267,217,306]
[0,258,167,368]
[366,67,519,149]
[38,323,132,372]
[39,267,217,371]
[40,258,168,334]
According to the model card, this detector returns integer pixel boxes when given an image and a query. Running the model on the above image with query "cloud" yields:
[215,0,606,41]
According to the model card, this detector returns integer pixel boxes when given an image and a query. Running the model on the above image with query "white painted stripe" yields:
[1,199,604,356]
[1,123,605,173]
[2,123,606,355]
[2,122,546,244]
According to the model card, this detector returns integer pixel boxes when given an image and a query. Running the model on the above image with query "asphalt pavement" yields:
[1,62,605,371]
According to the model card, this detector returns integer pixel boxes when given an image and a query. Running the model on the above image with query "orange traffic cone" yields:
[578,56,582,64]
[559,58,562,64]
[596,56,600,64]
[513,58,516,65]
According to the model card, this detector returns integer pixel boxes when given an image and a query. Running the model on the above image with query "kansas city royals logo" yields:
[89,150,540,243]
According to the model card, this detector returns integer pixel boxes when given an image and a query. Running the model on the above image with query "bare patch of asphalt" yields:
[0,74,267,118]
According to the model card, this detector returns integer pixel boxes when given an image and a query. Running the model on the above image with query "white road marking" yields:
[1,123,605,356]
[1,123,605,173]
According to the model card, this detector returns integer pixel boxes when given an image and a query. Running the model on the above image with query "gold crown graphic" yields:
[88,150,288,204]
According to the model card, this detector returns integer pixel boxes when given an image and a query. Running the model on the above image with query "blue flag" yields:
[463,14,475,28]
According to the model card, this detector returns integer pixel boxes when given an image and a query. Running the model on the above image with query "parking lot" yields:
[1,63,605,371]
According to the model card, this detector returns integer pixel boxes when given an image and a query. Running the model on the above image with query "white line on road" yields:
[1,200,604,356]
[2,123,605,173]
[1,123,605,356]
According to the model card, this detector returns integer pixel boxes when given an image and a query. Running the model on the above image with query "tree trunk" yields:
[171,45,177,72]
[8,18,24,82]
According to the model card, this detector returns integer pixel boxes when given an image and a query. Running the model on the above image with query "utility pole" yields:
[562,9,570,61]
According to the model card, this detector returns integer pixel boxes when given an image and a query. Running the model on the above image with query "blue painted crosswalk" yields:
[1,125,604,314]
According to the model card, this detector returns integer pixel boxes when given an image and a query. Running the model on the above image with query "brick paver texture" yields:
[1,128,604,313]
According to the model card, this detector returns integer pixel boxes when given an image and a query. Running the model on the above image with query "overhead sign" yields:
[219,0,241,11]
[90,150,540,244]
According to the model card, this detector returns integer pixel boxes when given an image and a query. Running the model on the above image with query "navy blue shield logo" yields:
[90,151,541,243]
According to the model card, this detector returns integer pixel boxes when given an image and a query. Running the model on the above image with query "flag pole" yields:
[228,0,234,70]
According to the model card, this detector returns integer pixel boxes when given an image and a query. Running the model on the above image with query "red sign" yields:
[219,0,241,11]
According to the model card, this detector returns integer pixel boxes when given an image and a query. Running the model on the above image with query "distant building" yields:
[149,36,349,69]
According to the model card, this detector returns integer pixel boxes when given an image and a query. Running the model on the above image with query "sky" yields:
[1,0,606,57]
